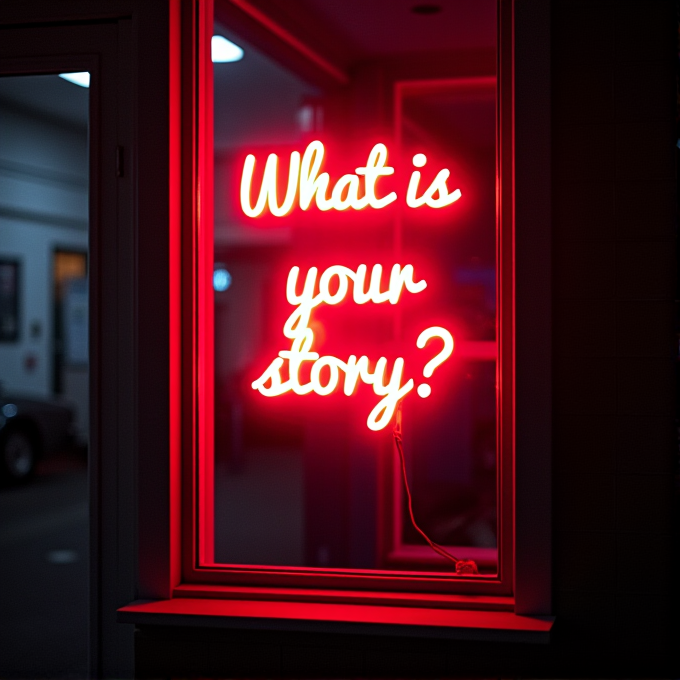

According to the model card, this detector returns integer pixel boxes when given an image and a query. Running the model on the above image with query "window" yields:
[114,0,555,639]
[182,0,513,599]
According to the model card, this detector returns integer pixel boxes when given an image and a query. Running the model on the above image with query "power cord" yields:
[392,401,479,575]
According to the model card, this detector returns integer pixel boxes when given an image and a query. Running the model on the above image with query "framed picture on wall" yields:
[0,259,20,342]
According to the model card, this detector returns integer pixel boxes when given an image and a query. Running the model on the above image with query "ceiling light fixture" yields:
[58,72,90,88]
[212,35,244,63]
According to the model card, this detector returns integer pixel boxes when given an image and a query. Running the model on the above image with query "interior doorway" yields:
[0,13,136,676]
[0,73,90,679]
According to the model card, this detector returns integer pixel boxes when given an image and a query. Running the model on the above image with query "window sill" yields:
[118,595,553,644]
[385,546,497,571]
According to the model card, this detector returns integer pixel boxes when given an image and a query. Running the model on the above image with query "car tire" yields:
[1,427,37,483]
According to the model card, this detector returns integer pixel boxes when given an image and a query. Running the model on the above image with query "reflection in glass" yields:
[212,24,498,575]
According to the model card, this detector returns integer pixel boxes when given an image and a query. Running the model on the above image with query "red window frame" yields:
[174,0,516,605]
[114,0,554,639]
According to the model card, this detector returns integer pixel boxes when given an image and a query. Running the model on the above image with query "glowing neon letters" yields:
[415,327,455,398]
[251,264,454,431]
[284,263,427,338]
[240,142,461,217]
[407,154,462,209]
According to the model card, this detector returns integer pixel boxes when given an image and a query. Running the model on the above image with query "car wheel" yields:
[1,428,37,483]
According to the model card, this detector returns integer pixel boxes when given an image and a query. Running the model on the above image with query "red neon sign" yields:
[251,264,455,431]
[239,141,462,431]
[240,141,461,217]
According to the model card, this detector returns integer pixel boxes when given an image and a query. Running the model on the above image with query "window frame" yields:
[129,0,552,627]
[178,0,516,602]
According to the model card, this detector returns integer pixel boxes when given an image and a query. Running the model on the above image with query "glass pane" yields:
[211,10,497,575]
[393,80,497,573]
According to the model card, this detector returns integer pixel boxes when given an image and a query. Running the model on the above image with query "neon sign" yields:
[251,264,455,431]
[241,141,462,431]
[240,141,461,217]
[406,153,462,209]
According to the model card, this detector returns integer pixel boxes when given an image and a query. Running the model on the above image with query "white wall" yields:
[0,100,88,398]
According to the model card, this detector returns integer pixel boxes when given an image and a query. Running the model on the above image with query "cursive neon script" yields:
[240,142,462,217]
[283,263,427,338]
[251,263,432,431]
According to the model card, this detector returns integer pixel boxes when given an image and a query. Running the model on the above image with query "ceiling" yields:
[0,2,495,137]
[0,74,88,130]
[214,23,318,151]
[267,0,495,64]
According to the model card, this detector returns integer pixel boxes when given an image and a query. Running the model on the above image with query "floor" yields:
[0,456,88,679]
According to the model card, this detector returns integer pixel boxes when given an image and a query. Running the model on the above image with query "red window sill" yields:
[118,593,553,643]
[171,584,513,610]
[385,546,497,570]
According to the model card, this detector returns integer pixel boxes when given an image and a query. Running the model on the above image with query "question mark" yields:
[416,326,454,398]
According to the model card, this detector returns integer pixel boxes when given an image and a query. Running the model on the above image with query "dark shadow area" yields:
[0,452,88,678]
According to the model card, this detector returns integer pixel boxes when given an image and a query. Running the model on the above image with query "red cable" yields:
[392,419,460,566]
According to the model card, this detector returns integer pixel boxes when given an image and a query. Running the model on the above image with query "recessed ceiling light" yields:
[212,35,244,63]
[59,72,90,88]
[411,4,442,15]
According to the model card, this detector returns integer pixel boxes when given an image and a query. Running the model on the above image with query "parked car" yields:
[0,389,76,484]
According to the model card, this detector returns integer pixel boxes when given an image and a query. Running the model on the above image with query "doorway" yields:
[0,14,136,678]
[0,73,90,678]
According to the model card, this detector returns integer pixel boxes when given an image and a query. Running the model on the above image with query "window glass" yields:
[210,15,498,576]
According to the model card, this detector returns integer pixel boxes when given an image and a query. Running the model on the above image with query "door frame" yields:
[0,4,175,677]
[0,22,132,678]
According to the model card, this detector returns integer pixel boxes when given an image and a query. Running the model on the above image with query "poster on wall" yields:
[0,259,19,343]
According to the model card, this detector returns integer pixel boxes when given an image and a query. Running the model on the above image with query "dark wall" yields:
[136,1,678,676]
[551,0,677,671]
